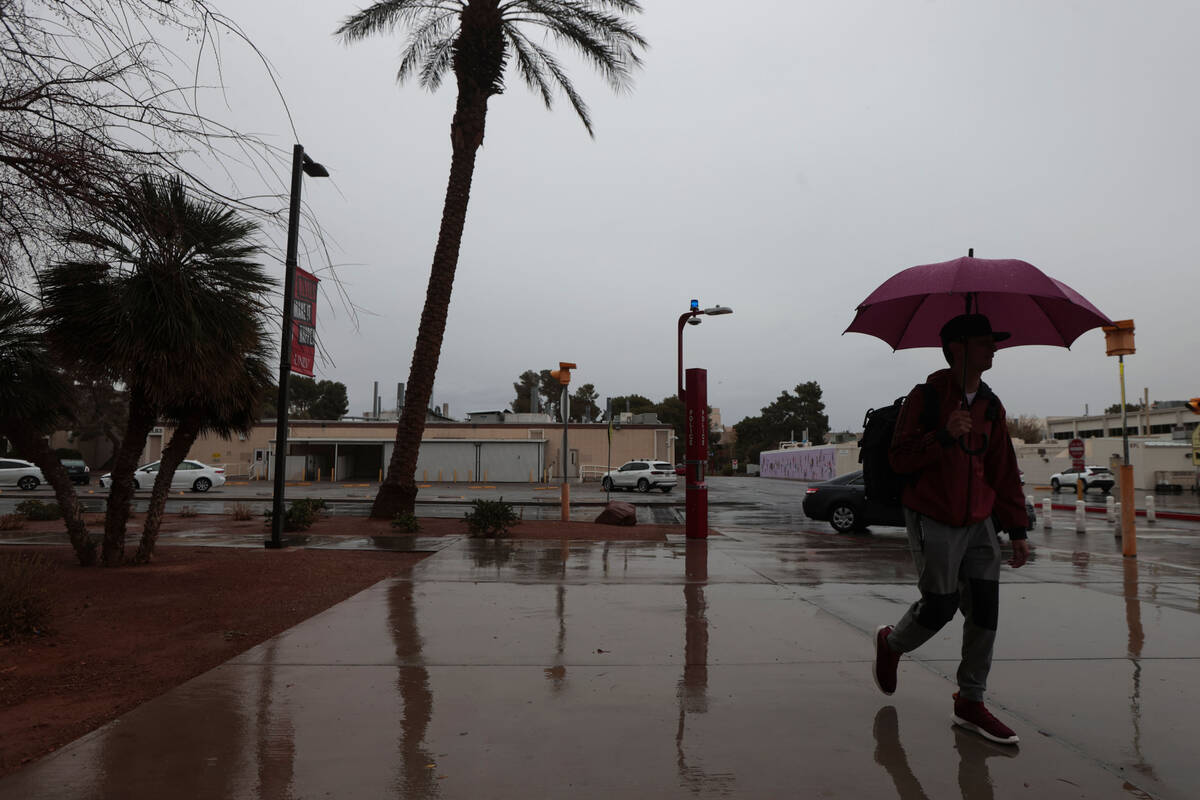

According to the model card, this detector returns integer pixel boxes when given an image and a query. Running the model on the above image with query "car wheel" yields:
[1080,481,1089,493]
[17,476,39,491]
[192,477,212,493]
[637,478,650,493]
[1051,478,1061,492]
[602,477,613,491]
[830,503,857,533]
[660,486,672,493]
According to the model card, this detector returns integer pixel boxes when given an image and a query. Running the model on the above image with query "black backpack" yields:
[858,384,938,504]
[858,383,1002,504]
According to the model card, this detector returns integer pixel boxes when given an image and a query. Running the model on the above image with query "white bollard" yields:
[1075,500,1087,533]
[1146,495,1157,524]
[1042,497,1053,529]
[1106,495,1116,522]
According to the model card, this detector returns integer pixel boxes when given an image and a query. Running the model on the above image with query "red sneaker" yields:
[872,625,901,695]
[952,692,1020,744]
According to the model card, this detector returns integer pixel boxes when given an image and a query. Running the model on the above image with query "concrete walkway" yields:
[3,527,1197,798]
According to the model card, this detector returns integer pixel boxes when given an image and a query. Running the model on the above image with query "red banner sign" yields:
[290,267,319,376]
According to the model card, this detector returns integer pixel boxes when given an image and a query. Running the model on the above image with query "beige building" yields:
[86,416,676,483]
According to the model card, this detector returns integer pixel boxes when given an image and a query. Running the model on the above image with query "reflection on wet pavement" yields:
[6,505,1200,797]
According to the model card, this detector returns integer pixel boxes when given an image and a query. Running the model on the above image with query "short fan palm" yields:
[41,174,275,565]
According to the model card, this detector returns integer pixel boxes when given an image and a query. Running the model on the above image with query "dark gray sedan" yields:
[803,470,1037,534]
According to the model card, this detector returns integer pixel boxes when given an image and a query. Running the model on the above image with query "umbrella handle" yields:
[959,433,988,456]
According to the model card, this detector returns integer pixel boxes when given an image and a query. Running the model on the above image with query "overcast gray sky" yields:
[206,0,1198,431]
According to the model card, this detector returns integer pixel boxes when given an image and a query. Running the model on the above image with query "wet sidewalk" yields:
[2,529,1197,798]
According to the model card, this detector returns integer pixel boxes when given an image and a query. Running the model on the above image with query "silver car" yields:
[99,460,226,492]
[0,458,45,490]
[600,460,677,493]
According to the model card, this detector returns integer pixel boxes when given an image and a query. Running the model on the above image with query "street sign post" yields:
[1068,438,1086,472]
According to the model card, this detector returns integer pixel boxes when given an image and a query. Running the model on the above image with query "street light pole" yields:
[267,144,328,549]
[677,301,732,540]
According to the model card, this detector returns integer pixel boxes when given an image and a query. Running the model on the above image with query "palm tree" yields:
[134,348,272,564]
[0,291,98,565]
[337,0,646,517]
[41,174,274,566]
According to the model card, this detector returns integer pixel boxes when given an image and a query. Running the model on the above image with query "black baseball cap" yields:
[939,313,1011,343]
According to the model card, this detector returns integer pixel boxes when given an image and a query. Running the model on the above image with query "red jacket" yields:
[889,369,1028,537]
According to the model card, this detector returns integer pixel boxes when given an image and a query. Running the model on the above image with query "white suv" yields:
[601,460,677,493]
[1049,465,1115,494]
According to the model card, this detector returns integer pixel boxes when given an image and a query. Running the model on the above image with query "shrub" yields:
[262,498,326,532]
[464,497,520,538]
[179,505,198,518]
[14,500,62,521]
[0,552,52,639]
[230,502,254,521]
[0,513,26,531]
[391,512,421,533]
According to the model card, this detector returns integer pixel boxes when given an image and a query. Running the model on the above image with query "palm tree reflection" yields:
[388,578,439,798]
[254,638,296,800]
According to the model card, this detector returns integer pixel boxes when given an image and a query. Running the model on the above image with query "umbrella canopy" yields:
[845,256,1113,350]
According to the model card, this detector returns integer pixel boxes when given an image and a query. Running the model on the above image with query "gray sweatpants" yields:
[887,509,1001,702]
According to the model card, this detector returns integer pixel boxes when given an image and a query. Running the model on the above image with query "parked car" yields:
[601,460,677,493]
[802,471,903,533]
[0,458,46,490]
[99,460,225,492]
[803,470,1038,533]
[674,463,686,476]
[60,459,90,485]
[1049,466,1114,494]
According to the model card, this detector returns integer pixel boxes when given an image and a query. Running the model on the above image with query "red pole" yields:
[685,367,708,539]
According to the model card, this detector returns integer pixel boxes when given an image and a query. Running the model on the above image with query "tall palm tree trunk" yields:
[103,385,158,566]
[1,425,96,566]
[372,92,489,518]
[134,415,200,564]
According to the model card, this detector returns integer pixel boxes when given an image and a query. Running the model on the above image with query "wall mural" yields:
[760,447,837,482]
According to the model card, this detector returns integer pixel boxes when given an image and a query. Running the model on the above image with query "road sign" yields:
[732,459,738,470]
[1068,438,1085,459]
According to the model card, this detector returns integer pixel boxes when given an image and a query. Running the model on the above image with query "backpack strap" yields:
[919,382,939,432]
[978,381,1001,422]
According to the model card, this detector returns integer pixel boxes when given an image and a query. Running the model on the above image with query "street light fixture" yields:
[677,299,733,540]
[267,144,328,549]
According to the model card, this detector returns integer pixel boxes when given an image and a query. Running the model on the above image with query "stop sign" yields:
[1068,438,1085,459]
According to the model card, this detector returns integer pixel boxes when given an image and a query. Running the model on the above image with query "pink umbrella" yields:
[845,255,1113,350]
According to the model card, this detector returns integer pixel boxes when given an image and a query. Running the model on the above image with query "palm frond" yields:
[396,9,459,85]
[341,0,645,133]
[505,30,593,134]
[337,1,463,43]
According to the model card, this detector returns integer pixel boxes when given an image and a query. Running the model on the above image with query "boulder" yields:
[595,501,637,526]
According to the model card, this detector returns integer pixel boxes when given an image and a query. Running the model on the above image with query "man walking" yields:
[872,313,1030,744]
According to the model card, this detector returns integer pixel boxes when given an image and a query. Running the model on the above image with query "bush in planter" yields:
[262,498,327,532]
[14,500,62,521]
[464,498,520,538]
[391,512,421,533]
